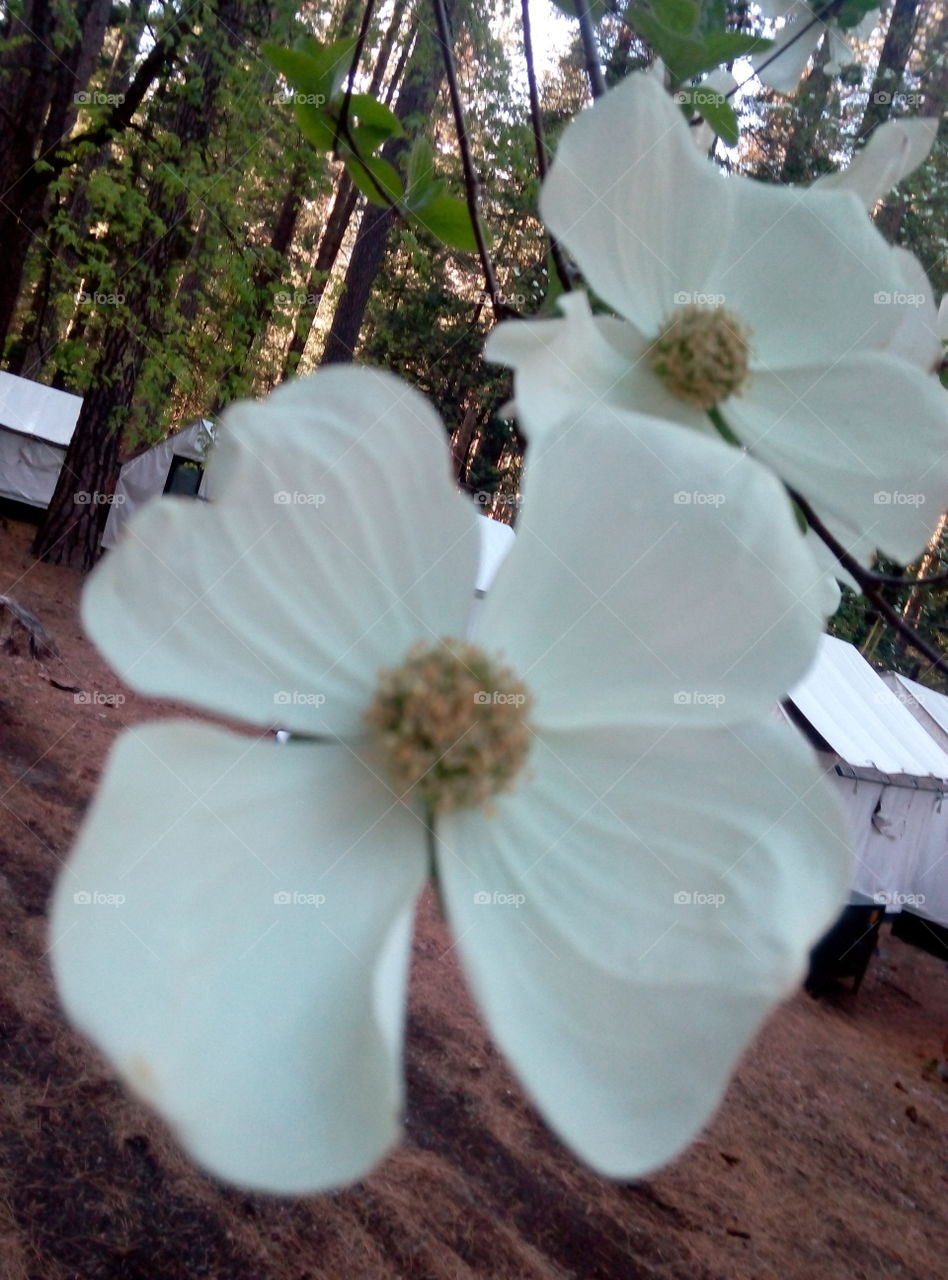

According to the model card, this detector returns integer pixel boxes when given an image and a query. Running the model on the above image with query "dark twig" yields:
[333,0,378,157]
[520,0,574,295]
[788,485,948,677]
[862,566,948,588]
[726,0,842,100]
[431,0,506,317]
[575,0,607,99]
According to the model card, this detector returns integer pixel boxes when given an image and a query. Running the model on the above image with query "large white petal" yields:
[753,20,822,94]
[476,405,829,731]
[539,73,731,334]
[484,292,707,442]
[814,117,938,209]
[726,353,948,565]
[710,184,907,370]
[884,246,942,372]
[50,721,427,1193]
[437,719,850,1178]
[83,368,479,736]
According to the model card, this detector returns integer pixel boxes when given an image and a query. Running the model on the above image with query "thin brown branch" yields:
[430,0,507,318]
[789,485,948,677]
[333,0,378,157]
[520,0,574,294]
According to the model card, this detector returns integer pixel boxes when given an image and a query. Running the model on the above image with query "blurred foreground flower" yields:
[753,3,880,94]
[51,368,849,1193]
[486,73,948,570]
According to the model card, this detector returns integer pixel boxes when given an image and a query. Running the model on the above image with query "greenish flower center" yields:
[648,304,751,410]
[364,639,532,814]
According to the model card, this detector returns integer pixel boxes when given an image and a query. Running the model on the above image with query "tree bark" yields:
[321,4,449,366]
[858,0,921,140]
[281,0,411,376]
[0,0,113,345]
[33,0,250,568]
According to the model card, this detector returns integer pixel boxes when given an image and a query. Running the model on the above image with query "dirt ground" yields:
[1,512,947,1280]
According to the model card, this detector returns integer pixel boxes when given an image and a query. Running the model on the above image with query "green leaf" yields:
[345,153,404,206]
[295,102,336,151]
[301,36,356,100]
[345,94,403,139]
[262,44,331,103]
[626,9,771,81]
[676,86,739,146]
[835,0,878,29]
[651,0,699,35]
[698,31,772,68]
[406,137,436,202]
[410,194,482,253]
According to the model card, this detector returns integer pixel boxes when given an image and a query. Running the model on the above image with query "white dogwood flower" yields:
[486,73,948,569]
[51,367,848,1194]
[754,3,879,94]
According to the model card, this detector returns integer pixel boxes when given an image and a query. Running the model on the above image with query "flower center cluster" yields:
[364,639,532,814]
[647,304,751,410]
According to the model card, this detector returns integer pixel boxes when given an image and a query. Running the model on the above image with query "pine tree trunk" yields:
[321,4,451,365]
[31,327,134,568]
[0,0,112,345]
[858,0,921,139]
[282,0,411,376]
[32,0,250,568]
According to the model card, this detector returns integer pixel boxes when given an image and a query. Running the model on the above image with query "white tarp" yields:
[788,634,948,779]
[788,638,948,927]
[0,430,66,506]
[883,672,948,753]
[102,419,212,549]
[0,372,83,506]
[0,371,82,446]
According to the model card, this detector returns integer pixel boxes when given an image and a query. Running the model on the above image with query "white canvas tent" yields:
[786,635,948,927]
[878,672,948,931]
[0,371,212,546]
[101,419,213,548]
[0,371,82,506]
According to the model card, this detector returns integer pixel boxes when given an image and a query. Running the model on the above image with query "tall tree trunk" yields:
[281,0,412,376]
[33,0,249,568]
[858,0,921,139]
[0,0,113,346]
[321,4,450,365]
[779,39,832,183]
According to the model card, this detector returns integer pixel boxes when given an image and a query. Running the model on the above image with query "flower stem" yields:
[426,812,448,920]
[707,404,742,448]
